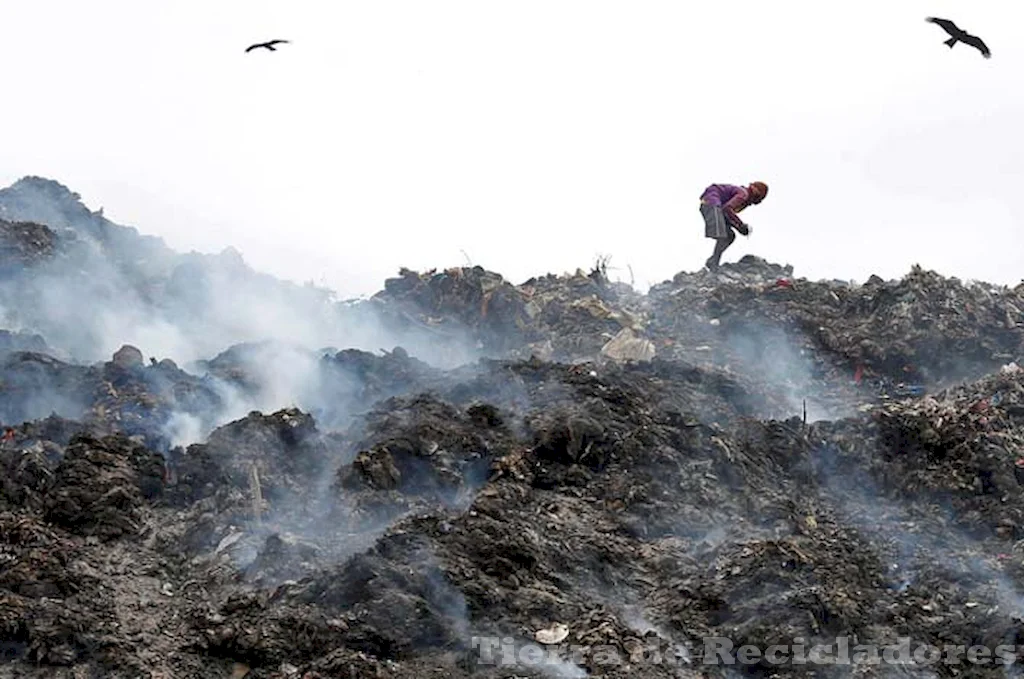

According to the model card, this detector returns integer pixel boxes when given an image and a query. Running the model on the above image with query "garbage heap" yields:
[4,342,1024,677]
[4,256,1024,678]
[639,257,1024,419]
[368,258,1024,404]
[370,266,534,357]
[648,257,1024,387]
[369,264,650,364]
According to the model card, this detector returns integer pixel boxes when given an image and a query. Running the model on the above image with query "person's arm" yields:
[722,190,750,234]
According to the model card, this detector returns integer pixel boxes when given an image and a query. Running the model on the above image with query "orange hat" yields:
[748,181,768,203]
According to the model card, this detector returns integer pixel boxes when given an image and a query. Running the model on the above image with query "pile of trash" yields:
[367,258,1024,416]
[371,266,533,356]
[9,180,1024,675]
[649,258,1024,388]
[371,264,650,364]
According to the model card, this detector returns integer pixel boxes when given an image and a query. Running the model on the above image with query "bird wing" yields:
[926,17,960,36]
[268,39,290,46]
[962,33,991,57]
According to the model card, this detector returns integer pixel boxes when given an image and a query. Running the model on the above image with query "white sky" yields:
[1,1,1020,297]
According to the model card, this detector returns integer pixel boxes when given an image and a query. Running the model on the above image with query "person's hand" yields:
[743,224,753,237]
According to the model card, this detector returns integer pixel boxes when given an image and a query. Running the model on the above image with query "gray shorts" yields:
[700,203,731,239]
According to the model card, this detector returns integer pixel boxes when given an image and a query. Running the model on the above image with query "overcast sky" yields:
[1,1,1020,296]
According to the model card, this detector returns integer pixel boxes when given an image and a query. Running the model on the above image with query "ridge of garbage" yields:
[3,180,1024,677]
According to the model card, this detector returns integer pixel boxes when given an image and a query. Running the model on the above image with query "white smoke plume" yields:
[0,176,483,443]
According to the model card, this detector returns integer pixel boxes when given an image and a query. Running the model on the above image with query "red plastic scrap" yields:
[1,428,14,442]
[853,366,864,384]
[773,278,793,289]
[1015,458,1024,468]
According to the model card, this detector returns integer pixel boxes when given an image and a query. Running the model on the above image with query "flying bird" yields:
[925,17,990,58]
[245,39,290,53]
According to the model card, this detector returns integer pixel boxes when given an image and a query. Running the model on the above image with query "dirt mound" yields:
[323,346,441,404]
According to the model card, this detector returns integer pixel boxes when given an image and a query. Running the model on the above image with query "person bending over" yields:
[698,181,768,270]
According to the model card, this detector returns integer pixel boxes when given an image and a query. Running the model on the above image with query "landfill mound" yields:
[6,180,1024,676]
[5,350,1024,677]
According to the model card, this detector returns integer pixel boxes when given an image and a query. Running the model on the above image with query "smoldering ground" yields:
[717,318,853,423]
[813,435,1024,619]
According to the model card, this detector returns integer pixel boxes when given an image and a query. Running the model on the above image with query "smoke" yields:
[720,319,852,422]
[190,341,338,430]
[162,411,205,449]
[0,177,491,448]
[0,352,92,427]
[815,441,1024,613]
[1,230,458,370]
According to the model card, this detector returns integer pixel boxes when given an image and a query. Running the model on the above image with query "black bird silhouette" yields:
[926,17,990,58]
[245,39,290,53]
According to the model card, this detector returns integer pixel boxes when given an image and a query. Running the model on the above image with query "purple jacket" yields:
[700,183,751,230]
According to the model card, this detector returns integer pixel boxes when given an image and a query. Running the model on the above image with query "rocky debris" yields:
[513,266,646,361]
[371,263,648,363]
[0,176,165,259]
[816,365,1024,542]
[243,532,321,582]
[192,343,446,432]
[0,351,95,425]
[0,436,61,512]
[0,329,50,356]
[18,413,94,446]
[0,345,222,451]
[192,340,320,398]
[0,511,120,667]
[4,345,1024,677]
[0,176,349,367]
[90,345,224,449]
[321,347,441,408]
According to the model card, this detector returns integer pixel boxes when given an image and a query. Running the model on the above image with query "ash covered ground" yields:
[3,177,1024,678]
